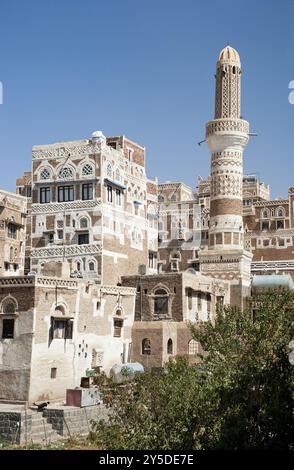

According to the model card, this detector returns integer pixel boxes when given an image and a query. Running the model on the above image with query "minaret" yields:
[199,46,252,308]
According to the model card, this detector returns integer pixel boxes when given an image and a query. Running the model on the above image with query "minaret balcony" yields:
[205,118,249,153]
[206,118,249,138]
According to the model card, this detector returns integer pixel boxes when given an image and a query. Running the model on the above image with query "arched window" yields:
[187,288,193,310]
[80,217,89,229]
[188,339,199,355]
[51,305,73,340]
[115,169,120,181]
[82,164,94,176]
[142,338,151,355]
[167,338,173,355]
[170,251,181,260]
[154,288,169,315]
[55,305,65,316]
[158,195,164,202]
[89,261,95,272]
[262,210,269,219]
[40,167,51,180]
[277,207,285,218]
[3,302,16,314]
[106,163,112,178]
[58,166,74,179]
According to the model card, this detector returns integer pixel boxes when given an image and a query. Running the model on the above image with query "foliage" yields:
[92,289,294,450]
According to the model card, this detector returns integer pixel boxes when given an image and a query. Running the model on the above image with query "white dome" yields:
[92,130,105,138]
[218,46,240,65]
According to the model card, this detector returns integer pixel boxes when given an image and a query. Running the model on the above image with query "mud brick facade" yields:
[122,272,229,370]
[0,276,135,404]
[19,132,157,283]
[0,190,27,277]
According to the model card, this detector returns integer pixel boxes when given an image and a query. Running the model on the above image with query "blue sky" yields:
[0,0,293,197]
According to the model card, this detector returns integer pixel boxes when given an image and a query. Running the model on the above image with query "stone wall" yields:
[43,404,109,437]
[0,410,22,444]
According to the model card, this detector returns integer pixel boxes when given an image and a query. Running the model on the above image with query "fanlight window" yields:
[58,167,73,179]
[106,164,112,178]
[188,339,199,355]
[80,218,89,229]
[277,208,284,217]
[3,302,16,314]
[82,164,94,176]
[115,169,121,181]
[89,262,95,271]
[40,168,51,180]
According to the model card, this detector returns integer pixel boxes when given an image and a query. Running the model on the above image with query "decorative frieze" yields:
[206,119,249,137]
[32,140,123,161]
[0,277,34,286]
[32,199,101,214]
[251,260,294,271]
[36,277,78,288]
[101,286,136,296]
[31,243,102,259]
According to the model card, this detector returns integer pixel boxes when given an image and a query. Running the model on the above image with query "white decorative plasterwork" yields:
[206,119,249,137]
[33,139,125,161]
[0,277,34,287]
[100,286,136,296]
[251,260,294,271]
[31,198,101,214]
[202,262,239,272]
[254,200,288,207]
[36,277,78,289]
[31,243,102,259]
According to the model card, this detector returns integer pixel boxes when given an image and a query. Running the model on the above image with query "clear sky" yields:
[0,0,293,197]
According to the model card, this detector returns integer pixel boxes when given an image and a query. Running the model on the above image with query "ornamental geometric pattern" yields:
[251,260,294,271]
[0,277,34,287]
[31,198,101,214]
[101,286,136,296]
[82,164,94,176]
[58,166,74,179]
[31,243,102,259]
[40,168,51,180]
[36,277,78,288]
[211,174,242,198]
[32,140,122,160]
[206,119,249,137]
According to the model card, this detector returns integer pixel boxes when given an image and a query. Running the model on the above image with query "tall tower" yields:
[199,46,252,308]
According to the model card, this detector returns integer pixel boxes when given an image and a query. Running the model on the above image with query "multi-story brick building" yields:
[28,131,157,284]
[0,189,27,277]
[122,272,229,370]
[0,275,135,403]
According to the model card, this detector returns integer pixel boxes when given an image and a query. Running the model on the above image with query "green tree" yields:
[92,289,294,450]
[191,288,294,449]
[91,357,207,450]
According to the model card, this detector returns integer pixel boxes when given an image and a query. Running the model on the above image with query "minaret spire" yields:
[199,46,252,309]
